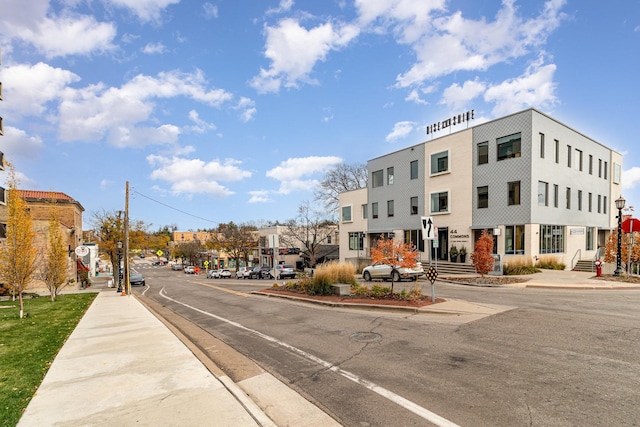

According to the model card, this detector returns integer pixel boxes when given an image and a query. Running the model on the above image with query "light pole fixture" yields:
[116,241,123,292]
[614,196,626,276]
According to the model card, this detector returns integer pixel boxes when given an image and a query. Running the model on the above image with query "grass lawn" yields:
[0,293,97,427]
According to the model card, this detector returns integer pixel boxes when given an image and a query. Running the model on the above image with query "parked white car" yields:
[235,267,252,279]
[361,263,424,282]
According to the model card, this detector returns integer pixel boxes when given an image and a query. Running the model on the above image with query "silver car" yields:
[362,263,424,282]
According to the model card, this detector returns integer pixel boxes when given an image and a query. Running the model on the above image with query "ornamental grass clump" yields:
[503,257,540,275]
[535,255,566,270]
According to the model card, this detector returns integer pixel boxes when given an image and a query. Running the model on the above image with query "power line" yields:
[131,189,219,225]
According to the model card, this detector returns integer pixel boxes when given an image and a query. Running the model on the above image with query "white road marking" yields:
[159,287,460,427]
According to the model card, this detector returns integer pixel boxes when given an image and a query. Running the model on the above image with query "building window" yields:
[505,225,525,255]
[361,204,368,219]
[497,133,521,161]
[553,184,559,208]
[589,155,593,175]
[567,145,572,168]
[538,181,548,206]
[598,159,602,178]
[410,196,419,215]
[477,186,488,208]
[341,206,352,222]
[0,223,5,239]
[430,150,449,175]
[604,161,608,180]
[603,196,607,214]
[478,142,489,164]
[539,133,545,158]
[404,229,424,252]
[597,195,601,213]
[410,160,419,180]
[387,200,394,217]
[578,190,583,211]
[540,225,564,254]
[614,163,622,184]
[348,232,364,250]
[430,191,449,213]
[554,139,559,163]
[588,192,592,212]
[576,149,583,171]
[586,227,595,251]
[372,170,384,188]
[0,186,5,205]
[387,167,394,185]
[566,187,571,209]
[508,181,521,206]
[372,202,378,219]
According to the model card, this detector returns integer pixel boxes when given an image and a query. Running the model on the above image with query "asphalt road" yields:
[134,265,640,427]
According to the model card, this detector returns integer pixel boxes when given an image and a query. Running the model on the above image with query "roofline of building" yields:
[367,107,622,163]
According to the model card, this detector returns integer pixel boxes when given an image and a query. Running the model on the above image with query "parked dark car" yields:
[275,264,296,279]
[130,273,146,286]
[248,266,273,279]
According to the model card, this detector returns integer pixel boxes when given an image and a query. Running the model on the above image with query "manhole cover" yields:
[350,332,382,343]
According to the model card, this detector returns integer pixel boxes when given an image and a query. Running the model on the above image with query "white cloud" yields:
[267,0,295,15]
[147,156,252,198]
[106,0,181,22]
[1,126,45,159]
[203,3,219,20]
[371,0,568,88]
[251,18,359,93]
[3,13,116,58]
[440,78,486,110]
[623,167,640,190]
[57,69,234,146]
[386,121,416,142]
[142,42,167,54]
[0,62,80,117]
[234,97,257,122]
[185,110,217,134]
[484,58,557,117]
[100,179,115,190]
[248,190,273,203]
[266,156,342,194]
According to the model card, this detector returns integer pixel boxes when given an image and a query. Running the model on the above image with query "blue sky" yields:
[1,0,639,231]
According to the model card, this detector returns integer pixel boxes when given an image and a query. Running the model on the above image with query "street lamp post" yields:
[116,241,123,292]
[614,196,626,277]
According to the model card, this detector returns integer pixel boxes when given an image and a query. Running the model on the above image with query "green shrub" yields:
[370,284,391,297]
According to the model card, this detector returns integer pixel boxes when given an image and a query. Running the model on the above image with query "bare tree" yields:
[280,201,337,268]
[210,222,258,268]
[314,162,368,213]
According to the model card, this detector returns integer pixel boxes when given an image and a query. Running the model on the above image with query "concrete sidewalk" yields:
[18,289,339,427]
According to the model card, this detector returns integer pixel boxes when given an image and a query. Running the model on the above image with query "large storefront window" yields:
[505,225,525,254]
[540,225,565,254]
[404,229,424,252]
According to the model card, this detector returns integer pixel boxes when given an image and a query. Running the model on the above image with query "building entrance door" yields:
[435,227,448,260]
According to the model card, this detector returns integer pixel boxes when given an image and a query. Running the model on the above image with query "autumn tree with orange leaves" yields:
[471,229,495,277]
[370,236,418,293]
[603,229,640,273]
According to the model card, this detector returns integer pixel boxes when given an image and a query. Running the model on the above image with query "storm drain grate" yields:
[349,332,382,343]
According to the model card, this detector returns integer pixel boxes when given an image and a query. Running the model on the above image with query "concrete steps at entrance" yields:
[423,260,476,275]
[573,259,595,273]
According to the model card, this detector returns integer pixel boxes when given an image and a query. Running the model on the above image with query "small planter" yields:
[459,254,466,263]
[450,255,458,262]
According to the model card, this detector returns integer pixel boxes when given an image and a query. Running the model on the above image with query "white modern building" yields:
[339,108,623,270]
